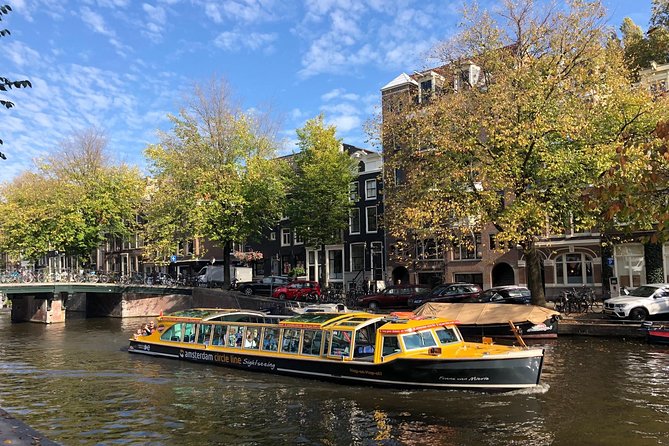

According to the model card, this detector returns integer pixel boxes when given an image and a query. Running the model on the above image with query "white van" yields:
[197,265,252,287]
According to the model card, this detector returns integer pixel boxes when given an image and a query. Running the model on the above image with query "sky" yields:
[0,0,653,183]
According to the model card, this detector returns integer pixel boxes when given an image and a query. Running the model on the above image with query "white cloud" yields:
[81,6,114,37]
[326,114,360,133]
[3,41,41,68]
[213,31,277,51]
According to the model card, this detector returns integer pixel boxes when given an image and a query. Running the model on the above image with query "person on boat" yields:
[244,330,255,348]
[134,326,145,339]
[144,321,155,336]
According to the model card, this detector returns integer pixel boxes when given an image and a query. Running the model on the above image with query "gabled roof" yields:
[381,72,419,91]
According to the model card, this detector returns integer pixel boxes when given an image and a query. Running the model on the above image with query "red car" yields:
[271,280,321,301]
[356,285,431,310]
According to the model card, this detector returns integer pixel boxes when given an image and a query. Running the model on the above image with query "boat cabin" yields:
[152,309,463,363]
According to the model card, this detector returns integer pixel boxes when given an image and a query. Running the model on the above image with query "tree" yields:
[0,4,31,160]
[620,1,669,75]
[0,128,145,264]
[285,115,357,286]
[143,77,286,288]
[381,0,669,306]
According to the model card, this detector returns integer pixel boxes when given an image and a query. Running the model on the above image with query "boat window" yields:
[329,330,352,357]
[353,329,375,357]
[261,328,279,352]
[381,336,401,357]
[227,325,244,348]
[244,326,260,349]
[402,331,437,350]
[183,323,197,343]
[197,324,212,345]
[161,323,183,342]
[435,328,459,344]
[212,325,226,346]
[301,330,322,356]
[281,329,301,354]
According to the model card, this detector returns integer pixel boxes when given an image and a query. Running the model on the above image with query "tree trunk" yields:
[223,239,232,289]
[525,244,546,306]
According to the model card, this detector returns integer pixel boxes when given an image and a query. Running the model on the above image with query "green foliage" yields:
[0,4,31,158]
[286,115,357,248]
[143,78,286,276]
[0,129,144,262]
[382,0,669,304]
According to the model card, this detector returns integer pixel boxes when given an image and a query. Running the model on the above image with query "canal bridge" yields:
[0,282,277,323]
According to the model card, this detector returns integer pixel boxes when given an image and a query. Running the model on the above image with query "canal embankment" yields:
[0,408,61,446]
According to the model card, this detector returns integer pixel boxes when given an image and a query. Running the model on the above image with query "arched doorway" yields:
[391,266,410,285]
[492,262,515,286]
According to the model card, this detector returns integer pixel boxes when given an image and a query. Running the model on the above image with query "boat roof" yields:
[413,303,559,325]
[159,308,272,323]
[280,311,454,334]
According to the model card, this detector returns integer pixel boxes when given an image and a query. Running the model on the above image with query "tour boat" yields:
[128,308,544,390]
[642,322,669,345]
[414,303,560,340]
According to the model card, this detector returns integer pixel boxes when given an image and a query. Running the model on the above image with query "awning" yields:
[413,302,559,325]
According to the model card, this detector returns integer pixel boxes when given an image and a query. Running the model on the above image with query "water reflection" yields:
[1,312,669,445]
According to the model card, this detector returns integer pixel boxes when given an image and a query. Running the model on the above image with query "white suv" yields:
[603,284,669,321]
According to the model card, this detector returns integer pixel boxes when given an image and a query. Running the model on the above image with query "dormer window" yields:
[358,161,365,172]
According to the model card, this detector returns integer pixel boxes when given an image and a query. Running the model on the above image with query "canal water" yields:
[0,311,668,446]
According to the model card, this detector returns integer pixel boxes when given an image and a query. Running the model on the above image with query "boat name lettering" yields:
[349,368,382,377]
[213,353,242,365]
[243,358,276,370]
[181,350,214,361]
[439,376,490,382]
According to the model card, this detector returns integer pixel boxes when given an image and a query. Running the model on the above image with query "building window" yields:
[349,208,361,235]
[351,244,364,271]
[453,234,482,260]
[281,228,291,247]
[328,250,343,280]
[614,244,644,288]
[358,161,365,173]
[294,231,303,245]
[555,253,594,285]
[365,179,377,200]
[417,239,442,260]
[394,168,406,186]
[366,206,378,233]
[270,231,276,241]
[349,182,359,201]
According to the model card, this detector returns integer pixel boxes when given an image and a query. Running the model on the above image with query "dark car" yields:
[356,285,432,310]
[469,286,532,305]
[271,280,321,300]
[408,283,482,309]
[236,276,290,296]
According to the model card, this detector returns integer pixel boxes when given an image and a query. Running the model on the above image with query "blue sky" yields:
[0,0,652,183]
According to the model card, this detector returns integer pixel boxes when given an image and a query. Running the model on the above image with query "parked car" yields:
[603,283,669,321]
[235,276,290,296]
[408,283,482,309]
[356,285,431,310]
[468,285,532,305]
[271,280,321,300]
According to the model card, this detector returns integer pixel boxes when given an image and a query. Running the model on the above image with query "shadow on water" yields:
[0,312,668,445]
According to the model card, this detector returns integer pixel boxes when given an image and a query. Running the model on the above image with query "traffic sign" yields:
[170,255,177,263]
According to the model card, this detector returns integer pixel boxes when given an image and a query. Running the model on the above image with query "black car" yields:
[235,276,290,296]
[408,283,482,309]
[470,285,532,305]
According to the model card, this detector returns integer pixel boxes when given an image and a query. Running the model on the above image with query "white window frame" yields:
[349,182,359,201]
[270,231,276,241]
[349,208,361,235]
[365,206,378,234]
[281,228,291,247]
[294,230,303,245]
[365,179,377,200]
